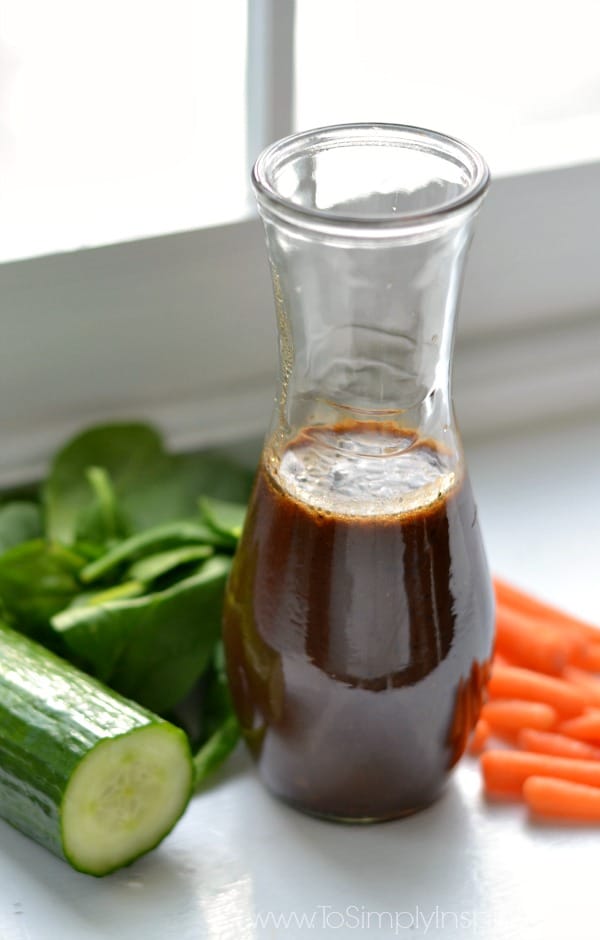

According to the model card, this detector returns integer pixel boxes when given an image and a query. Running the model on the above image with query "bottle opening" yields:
[252,123,489,231]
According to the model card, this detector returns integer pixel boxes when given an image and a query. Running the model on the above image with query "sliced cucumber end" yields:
[61,723,193,876]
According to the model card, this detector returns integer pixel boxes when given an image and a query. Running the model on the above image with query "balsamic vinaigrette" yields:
[223,423,494,820]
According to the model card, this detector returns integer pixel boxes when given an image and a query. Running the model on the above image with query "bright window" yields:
[0,0,248,261]
[294,0,600,176]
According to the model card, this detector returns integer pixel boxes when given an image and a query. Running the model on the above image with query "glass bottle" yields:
[223,124,494,821]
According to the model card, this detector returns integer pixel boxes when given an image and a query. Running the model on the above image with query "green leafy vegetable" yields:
[75,466,129,546]
[191,643,240,785]
[199,496,247,546]
[0,420,252,786]
[69,580,147,609]
[52,555,232,713]
[0,502,43,554]
[0,540,85,639]
[128,544,213,584]
[193,715,240,787]
[201,644,234,732]
[137,450,253,528]
[45,423,253,544]
[44,424,170,544]
[80,519,222,584]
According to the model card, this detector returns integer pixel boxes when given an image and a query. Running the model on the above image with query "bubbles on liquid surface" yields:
[273,426,456,517]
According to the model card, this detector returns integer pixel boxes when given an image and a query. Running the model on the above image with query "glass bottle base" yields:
[267,785,445,825]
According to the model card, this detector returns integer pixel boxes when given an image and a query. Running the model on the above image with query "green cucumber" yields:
[0,622,193,876]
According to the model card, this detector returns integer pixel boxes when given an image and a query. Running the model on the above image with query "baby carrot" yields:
[469,718,491,755]
[494,578,600,644]
[495,606,569,675]
[524,776,600,822]
[481,749,600,797]
[492,651,511,667]
[488,665,586,718]
[517,728,600,761]
[558,711,600,743]
[563,666,600,708]
[569,642,600,673]
[481,700,557,734]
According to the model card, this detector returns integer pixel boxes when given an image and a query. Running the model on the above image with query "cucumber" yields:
[0,622,193,876]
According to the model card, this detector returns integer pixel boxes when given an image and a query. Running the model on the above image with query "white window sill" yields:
[468,411,600,624]
[2,156,600,487]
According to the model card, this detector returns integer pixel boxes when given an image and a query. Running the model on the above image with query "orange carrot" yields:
[469,718,491,754]
[569,642,600,673]
[494,578,600,644]
[524,776,600,822]
[495,606,569,675]
[476,581,600,823]
[563,666,600,708]
[517,728,600,761]
[492,650,511,667]
[558,711,600,743]
[481,749,600,797]
[488,665,586,718]
[481,700,557,734]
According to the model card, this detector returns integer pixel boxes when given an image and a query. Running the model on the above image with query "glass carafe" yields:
[223,124,494,821]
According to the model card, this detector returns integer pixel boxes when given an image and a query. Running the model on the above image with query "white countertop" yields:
[1,415,599,940]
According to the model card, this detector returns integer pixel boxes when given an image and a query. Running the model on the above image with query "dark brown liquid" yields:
[223,425,494,820]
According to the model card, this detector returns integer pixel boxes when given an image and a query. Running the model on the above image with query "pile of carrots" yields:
[472,578,600,823]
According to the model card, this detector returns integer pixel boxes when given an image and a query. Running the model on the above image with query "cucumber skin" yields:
[0,622,192,874]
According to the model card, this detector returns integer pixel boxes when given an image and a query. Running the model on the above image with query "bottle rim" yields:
[252,123,490,232]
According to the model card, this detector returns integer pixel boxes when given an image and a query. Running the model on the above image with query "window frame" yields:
[1,0,599,486]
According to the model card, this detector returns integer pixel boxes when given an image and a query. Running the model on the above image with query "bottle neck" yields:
[261,211,475,450]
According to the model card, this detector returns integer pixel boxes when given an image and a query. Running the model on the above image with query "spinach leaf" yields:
[121,451,254,533]
[75,466,129,546]
[199,496,246,546]
[128,544,213,584]
[171,450,253,507]
[70,540,108,562]
[0,502,43,554]
[45,423,170,544]
[45,422,254,544]
[80,519,221,584]
[0,539,85,639]
[68,580,147,609]
[190,642,240,784]
[200,642,235,736]
[5,419,251,782]
[193,715,240,787]
[52,555,231,714]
